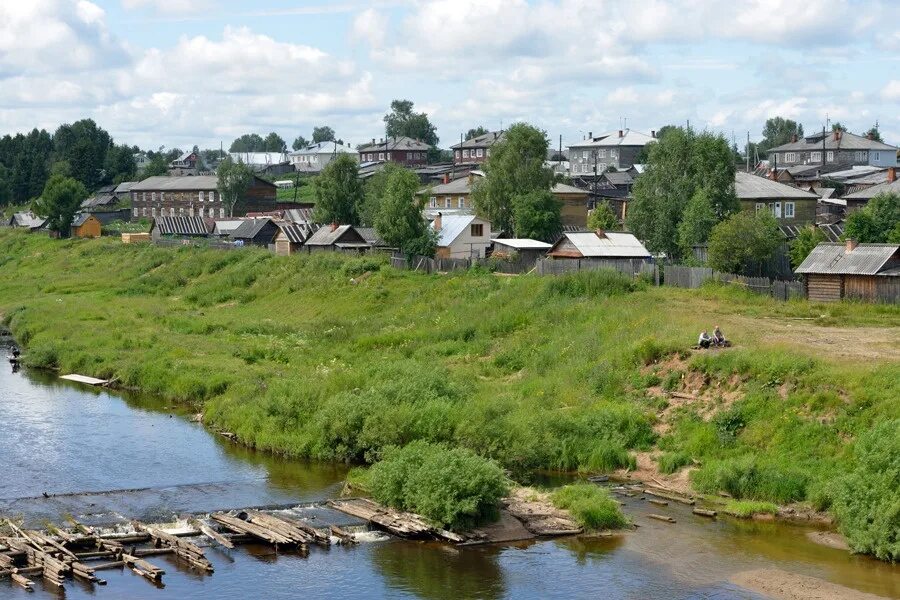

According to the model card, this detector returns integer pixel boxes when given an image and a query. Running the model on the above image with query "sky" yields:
[2,0,900,154]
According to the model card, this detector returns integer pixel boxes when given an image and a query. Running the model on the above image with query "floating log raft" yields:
[141,524,213,573]
[327,498,434,538]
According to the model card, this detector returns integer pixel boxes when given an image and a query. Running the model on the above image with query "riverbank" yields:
[1,231,898,561]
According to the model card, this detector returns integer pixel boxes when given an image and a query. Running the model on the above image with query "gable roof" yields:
[289,141,356,156]
[358,136,433,153]
[231,218,276,240]
[422,176,586,197]
[568,129,656,149]
[549,231,650,258]
[305,224,368,246]
[432,214,483,247]
[795,243,899,275]
[71,213,96,227]
[278,222,319,244]
[451,131,505,150]
[493,238,552,250]
[132,175,219,191]
[735,172,818,200]
[602,171,634,186]
[9,212,46,229]
[843,179,900,200]
[151,216,213,236]
[770,131,898,153]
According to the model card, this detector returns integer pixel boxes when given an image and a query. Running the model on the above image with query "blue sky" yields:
[2,1,899,154]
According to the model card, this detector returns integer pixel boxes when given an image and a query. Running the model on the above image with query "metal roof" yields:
[843,179,900,200]
[735,172,818,200]
[132,176,219,191]
[451,131,505,150]
[71,213,94,227]
[431,214,491,247]
[568,129,656,149]
[550,231,650,258]
[231,218,275,240]
[358,136,433,152]
[602,171,634,186]
[151,216,213,236]
[305,224,368,246]
[795,243,899,275]
[283,208,317,225]
[770,131,897,152]
[8,212,45,229]
[289,142,356,156]
[213,220,245,235]
[228,152,290,166]
[493,238,552,250]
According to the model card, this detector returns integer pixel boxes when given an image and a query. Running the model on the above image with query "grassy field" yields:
[0,230,898,558]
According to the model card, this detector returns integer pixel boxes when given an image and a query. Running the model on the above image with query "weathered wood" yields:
[142,525,213,573]
[122,553,165,584]
[211,513,295,546]
[240,511,314,546]
[692,508,718,518]
[648,514,676,523]
[132,548,175,558]
[328,498,433,538]
[91,561,125,571]
[0,553,14,568]
[275,515,330,546]
[643,488,696,506]
[328,525,357,545]
[197,523,235,549]
[11,571,34,591]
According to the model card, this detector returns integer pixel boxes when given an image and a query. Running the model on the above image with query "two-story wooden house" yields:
[130,175,276,219]
[768,130,898,169]
[450,131,504,165]
[735,172,819,225]
[168,150,200,176]
[289,141,357,173]
[358,137,432,167]
[567,129,657,180]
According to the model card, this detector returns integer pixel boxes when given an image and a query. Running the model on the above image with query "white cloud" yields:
[881,81,900,102]
[121,0,211,14]
[351,8,388,48]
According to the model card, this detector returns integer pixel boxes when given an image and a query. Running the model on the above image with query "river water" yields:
[1,342,897,599]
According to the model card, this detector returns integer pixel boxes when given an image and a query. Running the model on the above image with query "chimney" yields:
[330,222,338,232]
[790,133,798,143]
[833,130,841,142]
[434,212,442,232]
[442,173,450,184]
[845,238,858,254]
[651,130,656,139]
[888,167,896,183]
[588,131,592,139]
[867,131,875,140]
[618,130,624,138]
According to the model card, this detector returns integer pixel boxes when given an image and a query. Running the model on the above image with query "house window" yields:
[189,207,194,217]
[179,207,185,215]
[142,192,147,202]
[133,207,138,217]
[486,149,491,157]
[219,208,225,218]
[455,151,460,159]
[810,151,821,162]
[209,207,215,217]
[407,152,413,160]
[610,149,618,158]
[470,223,483,237]
[826,151,834,162]
[132,192,138,202]
[598,149,607,158]
[151,192,157,202]
[430,196,437,208]
[873,151,881,161]
[755,203,765,213]
[772,202,782,218]
[784,152,797,162]
[209,191,215,202]
[445,197,451,208]
[785,202,795,218]
[170,207,177,217]
[463,150,469,158]
[151,207,156,217]
[855,151,867,161]
[142,207,148,217]
[458,197,465,208]
[583,151,589,159]
[476,149,484,158]
[598,163,607,173]
[378,153,385,160]
[199,191,204,202]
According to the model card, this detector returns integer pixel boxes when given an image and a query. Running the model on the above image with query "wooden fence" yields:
[391,254,655,279]
[153,237,239,251]
[534,257,654,279]
[664,265,804,300]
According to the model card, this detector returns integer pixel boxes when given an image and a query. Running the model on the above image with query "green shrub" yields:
[722,500,778,518]
[369,441,510,531]
[692,456,808,504]
[551,484,627,530]
[545,269,646,299]
[658,451,692,474]
[832,420,900,561]
[632,337,678,365]
[340,256,385,278]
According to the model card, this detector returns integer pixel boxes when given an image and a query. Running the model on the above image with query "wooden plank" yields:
[693,508,718,518]
[210,513,294,546]
[59,374,109,386]
[197,523,234,549]
[11,571,34,591]
[648,514,676,523]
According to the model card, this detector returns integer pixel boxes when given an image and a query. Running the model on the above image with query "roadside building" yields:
[768,130,898,169]
[130,175,276,219]
[553,183,590,228]
[568,129,657,180]
[289,142,357,173]
[795,240,900,303]
[230,218,280,248]
[451,131,504,166]
[547,230,651,266]
[70,213,102,238]
[303,224,370,254]
[358,137,432,168]
[735,172,819,225]
[431,213,492,259]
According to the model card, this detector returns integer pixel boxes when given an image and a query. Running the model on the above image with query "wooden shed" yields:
[71,213,101,238]
[795,241,900,303]
[303,224,370,254]
[274,222,318,256]
[230,218,280,248]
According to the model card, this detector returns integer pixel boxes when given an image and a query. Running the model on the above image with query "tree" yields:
[759,117,804,155]
[384,100,439,148]
[789,226,827,269]
[707,211,781,274]
[104,144,137,184]
[32,175,87,235]
[831,122,847,132]
[292,136,310,151]
[360,162,404,226]
[141,154,169,179]
[465,127,489,141]
[374,167,434,255]
[471,123,552,234]
[52,119,112,190]
[587,202,619,230]
[229,133,266,153]
[864,126,883,142]
[512,190,562,241]
[263,132,287,153]
[0,164,12,206]
[312,126,336,144]
[627,127,738,259]
[312,154,364,225]
[844,193,900,243]
[677,189,717,257]
[217,157,254,217]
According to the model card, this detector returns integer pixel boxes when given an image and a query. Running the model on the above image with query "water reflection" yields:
[371,540,507,600]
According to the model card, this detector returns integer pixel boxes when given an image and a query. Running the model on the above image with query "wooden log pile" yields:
[327,498,434,538]
[142,524,214,573]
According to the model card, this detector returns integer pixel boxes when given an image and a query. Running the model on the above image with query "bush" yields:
[722,500,778,518]
[551,484,627,530]
[369,441,510,531]
[545,269,646,299]
[832,420,900,561]
[692,456,808,504]
[658,451,692,474]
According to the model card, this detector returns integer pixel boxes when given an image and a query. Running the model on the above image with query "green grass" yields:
[274,175,317,203]
[0,230,898,558]
[722,500,778,518]
[551,483,627,530]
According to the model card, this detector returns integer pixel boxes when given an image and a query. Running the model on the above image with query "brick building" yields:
[130,175,276,219]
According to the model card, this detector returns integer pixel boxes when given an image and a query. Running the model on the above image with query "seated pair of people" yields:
[698,327,726,348]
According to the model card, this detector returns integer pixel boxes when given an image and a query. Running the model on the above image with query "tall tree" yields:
[627,127,738,259]
[263,132,287,153]
[217,157,254,217]
[383,100,439,147]
[141,155,169,179]
[229,133,266,153]
[292,136,310,151]
[312,154,364,225]
[677,189,718,257]
[104,144,137,184]
[471,123,552,234]
[360,162,404,226]
[831,122,847,132]
[465,126,489,141]
[374,167,432,255]
[707,211,780,275]
[864,126,883,142]
[32,175,87,234]
[52,119,112,190]
[512,190,561,241]
[844,193,900,243]
[759,117,804,155]
[312,126,336,144]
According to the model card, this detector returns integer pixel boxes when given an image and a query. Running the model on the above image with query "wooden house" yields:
[431,213,492,259]
[303,224,370,253]
[547,230,651,275]
[7,212,46,231]
[230,218,280,248]
[274,222,318,256]
[735,172,819,225]
[795,240,900,303]
[71,213,101,238]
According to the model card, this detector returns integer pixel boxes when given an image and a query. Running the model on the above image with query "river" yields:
[1,341,897,599]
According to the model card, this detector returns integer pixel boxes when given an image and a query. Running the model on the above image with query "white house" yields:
[289,142,357,173]
[432,213,492,259]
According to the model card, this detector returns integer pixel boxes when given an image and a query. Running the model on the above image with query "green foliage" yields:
[369,441,510,530]
[551,484,627,530]
[292,136,309,151]
[313,154,364,225]
[229,132,287,153]
[587,202,619,231]
[759,117,803,156]
[217,156,254,217]
[722,500,778,518]
[844,193,900,243]
[32,175,87,234]
[312,126,336,144]
[707,210,781,274]
[692,456,808,504]
[789,226,827,268]
[465,127,489,141]
[658,451,692,474]
[627,127,738,259]
[383,100,439,162]
[374,167,432,255]
[512,189,562,241]
[472,123,552,234]
[544,269,647,299]
[677,189,718,257]
[832,420,900,561]
[141,154,169,179]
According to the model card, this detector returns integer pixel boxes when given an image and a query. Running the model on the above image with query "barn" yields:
[71,213,102,239]
[795,240,900,303]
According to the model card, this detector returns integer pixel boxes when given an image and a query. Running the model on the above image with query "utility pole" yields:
[822,125,826,167]
[746,131,750,173]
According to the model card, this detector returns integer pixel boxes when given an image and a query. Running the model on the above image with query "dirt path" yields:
[731,568,891,600]
[731,316,900,362]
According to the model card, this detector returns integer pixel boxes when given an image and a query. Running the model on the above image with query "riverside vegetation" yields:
[0,231,898,559]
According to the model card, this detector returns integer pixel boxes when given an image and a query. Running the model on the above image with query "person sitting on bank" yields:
[713,326,726,347]
[698,331,712,349]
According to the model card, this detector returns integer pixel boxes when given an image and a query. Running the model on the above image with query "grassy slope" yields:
[0,231,898,537]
